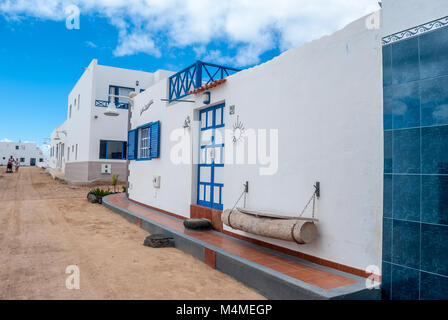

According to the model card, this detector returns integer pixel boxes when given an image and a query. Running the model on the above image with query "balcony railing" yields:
[95,100,129,109]
[168,61,240,102]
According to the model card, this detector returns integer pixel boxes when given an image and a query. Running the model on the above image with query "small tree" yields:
[112,174,119,193]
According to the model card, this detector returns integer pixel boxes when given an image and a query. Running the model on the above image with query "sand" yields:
[0,167,265,300]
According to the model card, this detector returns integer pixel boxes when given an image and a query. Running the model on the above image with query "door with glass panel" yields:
[198,104,225,210]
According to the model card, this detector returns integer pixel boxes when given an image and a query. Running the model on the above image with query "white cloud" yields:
[85,40,97,48]
[113,32,161,57]
[0,138,12,142]
[0,0,380,66]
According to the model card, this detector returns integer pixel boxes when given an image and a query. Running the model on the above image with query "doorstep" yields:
[103,194,380,300]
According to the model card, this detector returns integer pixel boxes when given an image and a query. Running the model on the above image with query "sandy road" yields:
[0,167,264,299]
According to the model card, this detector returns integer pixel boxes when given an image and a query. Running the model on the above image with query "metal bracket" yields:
[314,182,320,198]
[244,181,249,193]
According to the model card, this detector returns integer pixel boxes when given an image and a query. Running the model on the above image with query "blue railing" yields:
[95,100,129,109]
[168,61,240,102]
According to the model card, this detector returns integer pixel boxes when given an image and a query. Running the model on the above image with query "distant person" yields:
[15,158,20,172]
[6,156,13,173]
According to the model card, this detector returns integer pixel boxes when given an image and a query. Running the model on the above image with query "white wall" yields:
[49,121,68,171]
[49,58,174,181]
[64,59,95,165]
[129,79,194,216]
[88,63,159,163]
[0,142,45,166]
[382,0,448,36]
[129,14,383,272]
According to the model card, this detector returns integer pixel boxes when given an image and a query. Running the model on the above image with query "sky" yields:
[0,0,379,149]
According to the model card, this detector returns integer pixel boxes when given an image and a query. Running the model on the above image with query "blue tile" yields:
[420,271,448,300]
[392,37,420,85]
[385,82,420,129]
[392,219,420,269]
[384,174,392,218]
[383,218,392,262]
[381,261,392,300]
[393,175,420,221]
[421,76,448,126]
[391,264,419,300]
[393,128,421,174]
[420,27,448,79]
[383,45,393,87]
[421,125,448,174]
[421,175,448,225]
[383,87,393,130]
[384,131,393,173]
[421,223,448,276]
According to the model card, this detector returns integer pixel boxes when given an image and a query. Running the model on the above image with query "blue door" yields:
[197,104,225,210]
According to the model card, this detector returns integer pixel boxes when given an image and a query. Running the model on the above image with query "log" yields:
[222,209,318,244]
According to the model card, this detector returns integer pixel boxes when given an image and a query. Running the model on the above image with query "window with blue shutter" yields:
[134,121,160,160]
[127,129,137,160]
[150,121,160,158]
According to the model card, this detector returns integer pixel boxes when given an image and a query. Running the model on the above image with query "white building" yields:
[127,13,383,276]
[0,141,45,166]
[49,59,173,183]
[124,0,448,300]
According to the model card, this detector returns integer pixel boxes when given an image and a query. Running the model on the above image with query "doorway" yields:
[197,104,225,210]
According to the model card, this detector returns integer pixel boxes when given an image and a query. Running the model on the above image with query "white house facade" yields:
[123,0,448,300]
[49,59,173,183]
[127,13,383,278]
[0,141,45,166]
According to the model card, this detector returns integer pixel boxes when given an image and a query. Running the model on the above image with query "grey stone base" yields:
[64,161,127,184]
[102,195,381,300]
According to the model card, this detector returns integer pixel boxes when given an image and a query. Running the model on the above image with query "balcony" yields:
[95,100,129,109]
[168,61,240,102]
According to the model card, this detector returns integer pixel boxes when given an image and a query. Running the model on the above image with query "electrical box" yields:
[153,175,161,188]
[101,164,111,174]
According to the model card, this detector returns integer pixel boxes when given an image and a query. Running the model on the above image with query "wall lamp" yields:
[203,91,210,105]
[104,92,137,117]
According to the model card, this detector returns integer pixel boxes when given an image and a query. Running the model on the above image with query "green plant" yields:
[122,185,126,193]
[112,174,119,193]
[92,188,111,197]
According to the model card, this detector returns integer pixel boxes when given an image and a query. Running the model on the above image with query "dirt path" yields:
[0,167,264,299]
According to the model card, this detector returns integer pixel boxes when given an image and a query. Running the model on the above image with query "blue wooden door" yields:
[197,104,225,210]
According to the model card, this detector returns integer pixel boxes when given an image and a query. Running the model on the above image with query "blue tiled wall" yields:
[382,25,448,300]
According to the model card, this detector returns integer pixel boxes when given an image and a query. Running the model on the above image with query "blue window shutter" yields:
[127,129,137,160]
[150,121,160,158]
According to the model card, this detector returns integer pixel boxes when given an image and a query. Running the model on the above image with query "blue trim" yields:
[95,99,129,109]
[134,120,161,161]
[197,103,225,209]
[168,61,240,102]
[382,16,448,45]
[127,129,137,160]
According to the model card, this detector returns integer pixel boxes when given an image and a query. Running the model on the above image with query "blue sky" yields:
[0,0,379,147]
